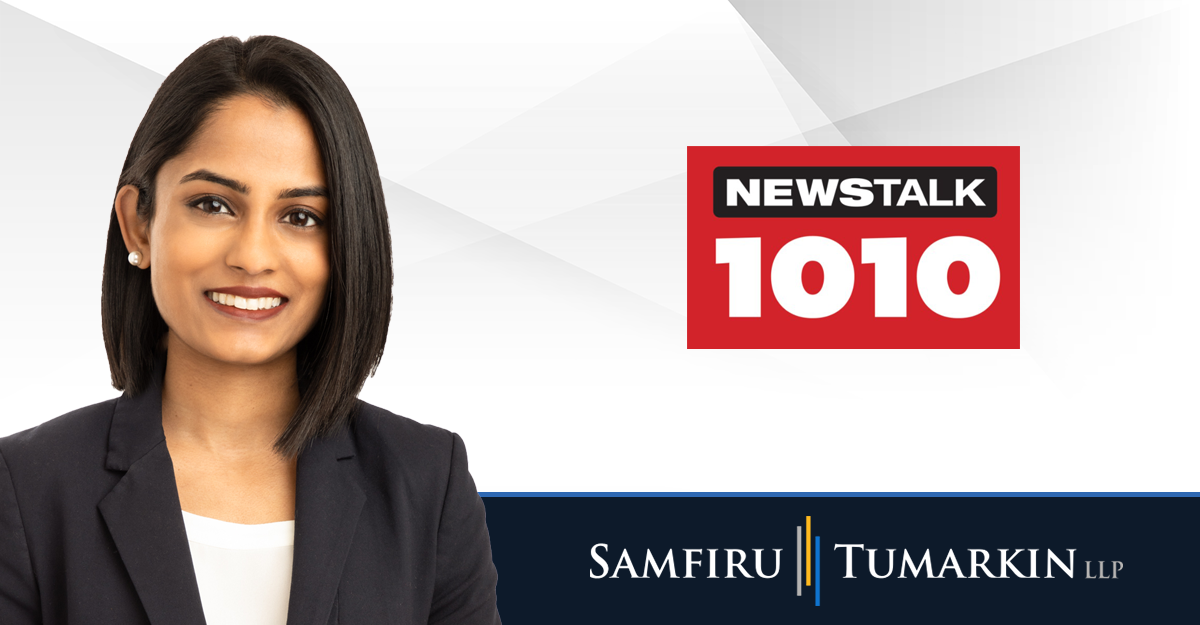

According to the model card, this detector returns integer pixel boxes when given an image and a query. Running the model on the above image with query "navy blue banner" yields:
[482,495,1198,623]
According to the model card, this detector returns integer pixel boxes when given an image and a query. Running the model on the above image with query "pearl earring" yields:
[128,251,142,266]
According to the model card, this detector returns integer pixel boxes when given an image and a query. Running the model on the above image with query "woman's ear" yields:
[114,184,151,268]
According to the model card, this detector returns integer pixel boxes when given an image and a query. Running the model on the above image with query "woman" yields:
[0,36,501,625]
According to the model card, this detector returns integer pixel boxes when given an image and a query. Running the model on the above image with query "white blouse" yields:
[181,510,295,625]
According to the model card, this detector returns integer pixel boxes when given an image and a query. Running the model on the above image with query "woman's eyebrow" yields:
[179,169,248,194]
[179,168,328,199]
[277,185,328,200]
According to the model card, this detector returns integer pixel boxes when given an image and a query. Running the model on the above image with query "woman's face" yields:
[141,94,330,366]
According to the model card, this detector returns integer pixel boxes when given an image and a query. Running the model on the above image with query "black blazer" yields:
[0,351,501,625]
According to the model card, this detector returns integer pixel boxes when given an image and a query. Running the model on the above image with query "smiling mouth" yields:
[204,291,287,311]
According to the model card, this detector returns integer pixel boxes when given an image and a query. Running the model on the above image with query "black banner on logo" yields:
[713,166,998,218]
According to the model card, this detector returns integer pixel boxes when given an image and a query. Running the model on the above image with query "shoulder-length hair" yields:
[101,35,393,458]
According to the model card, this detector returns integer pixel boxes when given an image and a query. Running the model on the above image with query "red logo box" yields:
[687,146,1020,349]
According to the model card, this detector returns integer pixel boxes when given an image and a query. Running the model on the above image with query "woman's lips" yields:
[203,290,288,320]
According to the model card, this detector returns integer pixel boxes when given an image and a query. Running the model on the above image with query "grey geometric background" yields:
[1,1,1195,491]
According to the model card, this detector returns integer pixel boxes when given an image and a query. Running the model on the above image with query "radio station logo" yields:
[687,146,1020,349]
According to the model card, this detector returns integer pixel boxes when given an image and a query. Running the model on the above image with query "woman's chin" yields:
[189,343,292,368]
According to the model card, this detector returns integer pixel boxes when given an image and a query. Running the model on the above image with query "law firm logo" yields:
[588,511,1123,610]
[687,146,1020,348]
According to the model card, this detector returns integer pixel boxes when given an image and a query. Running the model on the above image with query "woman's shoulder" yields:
[345,401,487,530]
[350,400,460,458]
[0,397,118,466]
[0,398,119,503]
[347,399,467,472]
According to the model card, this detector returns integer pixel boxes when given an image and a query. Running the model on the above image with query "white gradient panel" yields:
[0,1,1196,493]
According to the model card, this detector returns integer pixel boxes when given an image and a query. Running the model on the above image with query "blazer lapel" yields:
[285,422,364,625]
[99,349,208,625]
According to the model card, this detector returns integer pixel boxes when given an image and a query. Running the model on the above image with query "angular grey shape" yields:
[401,21,800,232]
[738,17,846,145]
[730,0,1176,125]
[800,124,852,147]
[393,228,682,354]
[382,177,504,267]
[508,174,687,315]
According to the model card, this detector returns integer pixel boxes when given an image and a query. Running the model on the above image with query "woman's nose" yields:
[225,213,277,275]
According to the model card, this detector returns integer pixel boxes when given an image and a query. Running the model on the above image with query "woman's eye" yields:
[286,210,321,228]
[190,196,232,215]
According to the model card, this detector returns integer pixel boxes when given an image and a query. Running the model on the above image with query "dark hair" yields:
[101,35,393,458]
